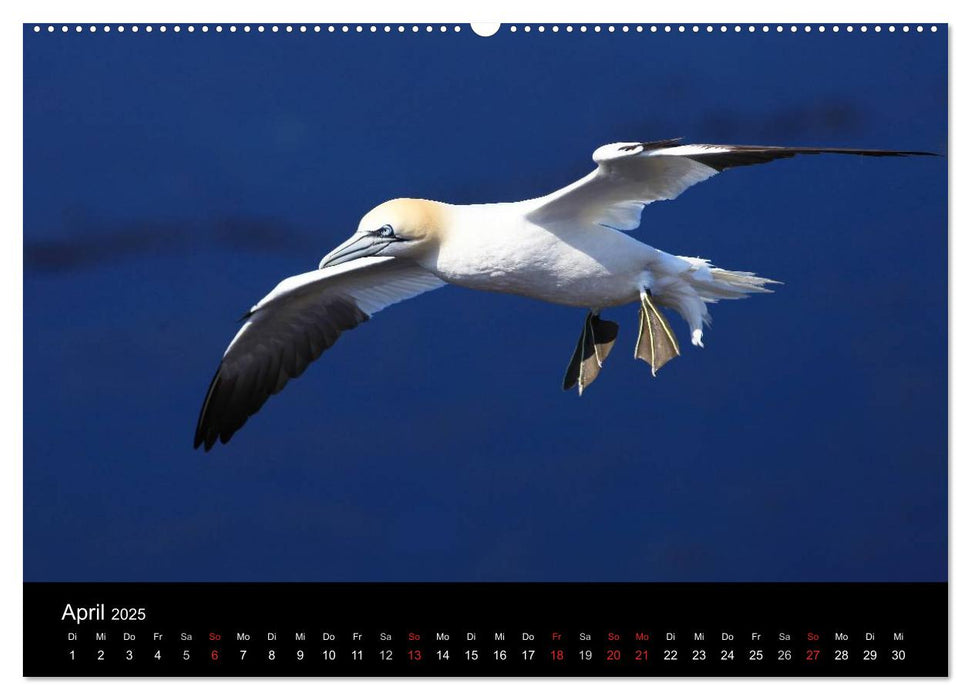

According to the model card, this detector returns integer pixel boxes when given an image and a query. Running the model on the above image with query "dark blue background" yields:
[24,25,947,581]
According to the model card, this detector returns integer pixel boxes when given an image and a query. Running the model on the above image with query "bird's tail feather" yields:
[692,266,780,301]
[661,259,780,348]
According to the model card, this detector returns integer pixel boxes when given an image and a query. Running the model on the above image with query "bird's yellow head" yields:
[319,198,449,269]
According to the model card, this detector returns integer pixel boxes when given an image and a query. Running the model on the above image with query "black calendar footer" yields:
[23,582,947,677]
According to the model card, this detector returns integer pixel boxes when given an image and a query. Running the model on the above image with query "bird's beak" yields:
[318,231,392,269]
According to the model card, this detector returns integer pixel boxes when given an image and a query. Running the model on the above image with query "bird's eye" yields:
[378,224,395,238]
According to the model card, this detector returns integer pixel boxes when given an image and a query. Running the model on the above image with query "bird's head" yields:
[319,198,448,269]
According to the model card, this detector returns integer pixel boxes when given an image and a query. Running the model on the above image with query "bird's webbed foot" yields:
[563,312,619,395]
[635,290,681,376]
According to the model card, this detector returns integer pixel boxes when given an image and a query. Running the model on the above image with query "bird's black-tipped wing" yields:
[527,138,937,231]
[673,143,937,172]
[194,257,446,450]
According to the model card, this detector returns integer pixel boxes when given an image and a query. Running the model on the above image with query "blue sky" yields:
[24,25,946,581]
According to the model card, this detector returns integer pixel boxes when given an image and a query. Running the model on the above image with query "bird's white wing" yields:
[195,256,445,450]
[526,138,932,232]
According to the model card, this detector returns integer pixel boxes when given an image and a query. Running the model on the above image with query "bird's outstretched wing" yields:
[526,138,935,231]
[194,257,445,450]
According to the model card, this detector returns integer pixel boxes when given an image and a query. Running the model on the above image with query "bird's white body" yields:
[426,196,756,348]
[429,201,659,309]
[195,138,927,450]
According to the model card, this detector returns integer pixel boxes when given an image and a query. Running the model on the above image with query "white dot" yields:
[397,26,403,33]
[116,26,123,33]
[931,26,938,32]
[187,26,194,33]
[342,26,348,33]
[748,25,755,32]
[33,25,39,32]
[664,26,671,33]
[566,26,573,32]
[875,26,882,32]
[174,26,181,33]
[720,26,727,33]
[132,25,138,32]
[201,26,208,33]
[776,26,783,32]
[425,25,432,32]
[734,25,741,33]
[636,26,643,32]
[904,26,910,32]
[692,26,698,33]
[511,26,517,33]
[75,25,82,32]
[61,26,68,32]
[553,26,560,32]
[621,26,628,33]
[272,26,279,33]
[383,26,390,33]
[300,26,307,33]
[89,26,96,33]
[454,26,461,32]
[889,26,896,32]
[579,26,585,33]
[706,25,713,32]
[355,26,362,33]
[525,25,532,33]
[650,26,657,33]
[244,26,251,33]
[215,26,222,32]
[315,26,321,33]
[678,25,684,33]
[763,26,769,32]
[833,26,840,32]
[791,25,797,32]
[861,26,868,33]
[804,25,811,32]
[47,26,54,32]
[918,26,924,32]
[819,25,825,32]
[411,26,418,33]
[257,26,263,33]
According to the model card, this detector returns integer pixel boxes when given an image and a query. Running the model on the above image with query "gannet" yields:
[194,138,932,450]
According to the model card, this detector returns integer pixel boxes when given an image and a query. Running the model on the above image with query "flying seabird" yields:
[194,138,932,450]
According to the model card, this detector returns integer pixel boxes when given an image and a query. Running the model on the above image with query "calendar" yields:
[24,583,946,676]
[23,21,947,679]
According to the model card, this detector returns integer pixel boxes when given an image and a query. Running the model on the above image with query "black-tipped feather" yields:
[680,145,938,172]
[193,297,368,451]
[620,137,683,152]
[630,138,937,172]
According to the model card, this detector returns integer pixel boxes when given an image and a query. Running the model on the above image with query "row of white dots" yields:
[32,25,465,34]
[32,24,939,34]
[511,24,937,33]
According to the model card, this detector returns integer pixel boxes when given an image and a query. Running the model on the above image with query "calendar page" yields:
[22,21,947,677]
